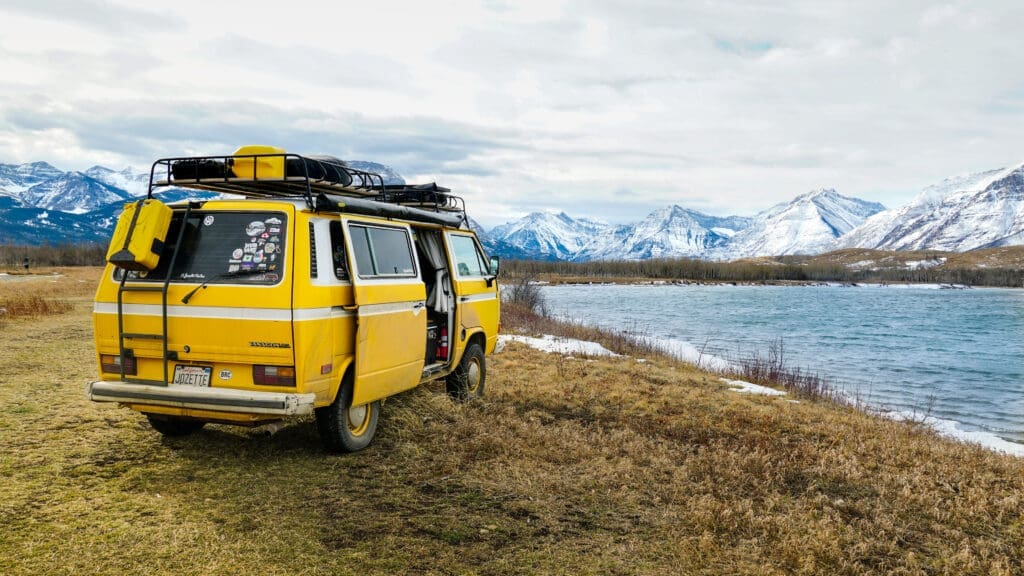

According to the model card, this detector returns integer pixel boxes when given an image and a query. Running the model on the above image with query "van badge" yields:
[249,341,291,349]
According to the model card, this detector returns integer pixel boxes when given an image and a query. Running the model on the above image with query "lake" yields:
[539,283,1024,451]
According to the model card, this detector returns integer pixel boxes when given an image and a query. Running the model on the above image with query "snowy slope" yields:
[715,189,885,258]
[576,205,749,261]
[838,168,1006,250]
[839,164,1024,251]
[20,172,133,214]
[0,161,64,195]
[84,166,150,197]
[490,212,613,261]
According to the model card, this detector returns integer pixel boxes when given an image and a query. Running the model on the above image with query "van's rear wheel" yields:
[446,343,486,401]
[316,372,379,453]
[146,414,206,437]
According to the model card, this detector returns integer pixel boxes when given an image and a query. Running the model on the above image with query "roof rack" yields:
[148,153,468,226]
[149,153,384,208]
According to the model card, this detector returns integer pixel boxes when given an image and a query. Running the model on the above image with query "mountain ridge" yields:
[1,159,1021,260]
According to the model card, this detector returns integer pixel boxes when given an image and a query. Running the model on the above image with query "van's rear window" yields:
[117,211,287,285]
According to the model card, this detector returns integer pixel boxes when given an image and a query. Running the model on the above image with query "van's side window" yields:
[449,234,489,277]
[329,221,349,281]
[348,224,417,278]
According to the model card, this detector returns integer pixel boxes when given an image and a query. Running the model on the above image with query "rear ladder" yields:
[116,204,192,385]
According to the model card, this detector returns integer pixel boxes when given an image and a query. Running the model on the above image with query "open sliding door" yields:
[343,219,427,406]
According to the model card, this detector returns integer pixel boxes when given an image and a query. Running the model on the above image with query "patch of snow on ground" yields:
[497,335,621,357]
[883,410,1024,457]
[652,338,737,371]
[849,260,876,269]
[721,378,788,396]
[904,257,946,270]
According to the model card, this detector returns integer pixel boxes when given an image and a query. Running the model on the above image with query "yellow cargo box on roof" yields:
[231,144,286,179]
[105,198,172,271]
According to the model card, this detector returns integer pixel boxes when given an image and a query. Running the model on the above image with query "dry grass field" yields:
[2,269,1024,575]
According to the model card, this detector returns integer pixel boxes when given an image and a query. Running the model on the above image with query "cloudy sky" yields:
[1,1,1022,228]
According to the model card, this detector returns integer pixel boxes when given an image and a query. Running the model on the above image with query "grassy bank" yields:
[2,269,1024,575]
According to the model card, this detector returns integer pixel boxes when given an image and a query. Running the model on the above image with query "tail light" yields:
[101,354,137,376]
[253,365,296,386]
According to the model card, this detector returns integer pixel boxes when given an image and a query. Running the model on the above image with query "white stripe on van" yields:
[357,301,427,317]
[459,293,498,303]
[93,303,354,322]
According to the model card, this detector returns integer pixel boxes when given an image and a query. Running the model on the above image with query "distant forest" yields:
[504,257,1024,288]
[2,244,1021,287]
[0,244,106,268]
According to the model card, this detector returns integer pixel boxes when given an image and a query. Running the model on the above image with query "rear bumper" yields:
[87,380,316,416]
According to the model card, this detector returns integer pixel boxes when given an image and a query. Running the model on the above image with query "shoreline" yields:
[532,275,997,290]
[502,327,1024,457]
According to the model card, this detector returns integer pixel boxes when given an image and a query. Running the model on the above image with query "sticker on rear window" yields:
[246,221,266,236]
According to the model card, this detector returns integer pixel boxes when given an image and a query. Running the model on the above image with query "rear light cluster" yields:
[101,354,137,376]
[252,365,296,386]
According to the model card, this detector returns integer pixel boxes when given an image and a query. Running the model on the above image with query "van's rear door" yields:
[343,219,427,406]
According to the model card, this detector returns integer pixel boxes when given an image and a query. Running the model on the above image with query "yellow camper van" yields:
[87,148,500,452]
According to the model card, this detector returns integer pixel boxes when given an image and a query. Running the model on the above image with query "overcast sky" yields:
[1,1,1022,228]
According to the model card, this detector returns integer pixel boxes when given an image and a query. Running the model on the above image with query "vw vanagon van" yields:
[87,148,500,452]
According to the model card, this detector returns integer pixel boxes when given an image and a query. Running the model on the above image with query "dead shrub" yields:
[0,295,74,319]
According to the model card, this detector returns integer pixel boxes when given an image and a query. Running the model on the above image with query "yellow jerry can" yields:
[230,145,286,179]
[105,198,173,271]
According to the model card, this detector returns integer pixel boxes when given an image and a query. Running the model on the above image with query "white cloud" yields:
[1,0,1023,228]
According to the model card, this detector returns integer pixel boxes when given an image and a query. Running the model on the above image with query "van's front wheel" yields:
[446,343,486,401]
[316,373,379,453]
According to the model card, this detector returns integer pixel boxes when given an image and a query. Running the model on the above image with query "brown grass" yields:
[0,267,99,326]
[2,269,1024,575]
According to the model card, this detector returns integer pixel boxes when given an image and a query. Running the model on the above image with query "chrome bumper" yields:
[87,381,316,416]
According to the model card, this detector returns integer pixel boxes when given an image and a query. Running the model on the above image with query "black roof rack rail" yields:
[376,183,466,217]
[148,153,468,226]
[148,153,386,210]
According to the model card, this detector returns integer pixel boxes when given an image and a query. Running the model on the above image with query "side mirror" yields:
[485,256,500,288]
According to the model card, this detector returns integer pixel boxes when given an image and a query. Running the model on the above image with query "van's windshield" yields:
[118,211,287,286]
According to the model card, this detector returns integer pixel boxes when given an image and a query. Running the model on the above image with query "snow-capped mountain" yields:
[346,161,405,185]
[84,166,150,197]
[714,189,885,258]
[20,172,134,214]
[0,161,64,198]
[838,164,1024,252]
[490,211,613,261]
[576,206,750,261]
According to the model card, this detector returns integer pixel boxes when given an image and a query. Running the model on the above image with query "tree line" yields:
[502,257,1024,288]
[0,244,107,268]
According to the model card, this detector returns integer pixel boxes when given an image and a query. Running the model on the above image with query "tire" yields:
[146,414,206,437]
[446,342,486,401]
[315,372,380,453]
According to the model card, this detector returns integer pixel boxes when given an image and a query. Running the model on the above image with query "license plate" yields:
[173,365,212,387]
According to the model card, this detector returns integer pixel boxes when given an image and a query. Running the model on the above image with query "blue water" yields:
[541,284,1024,444]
